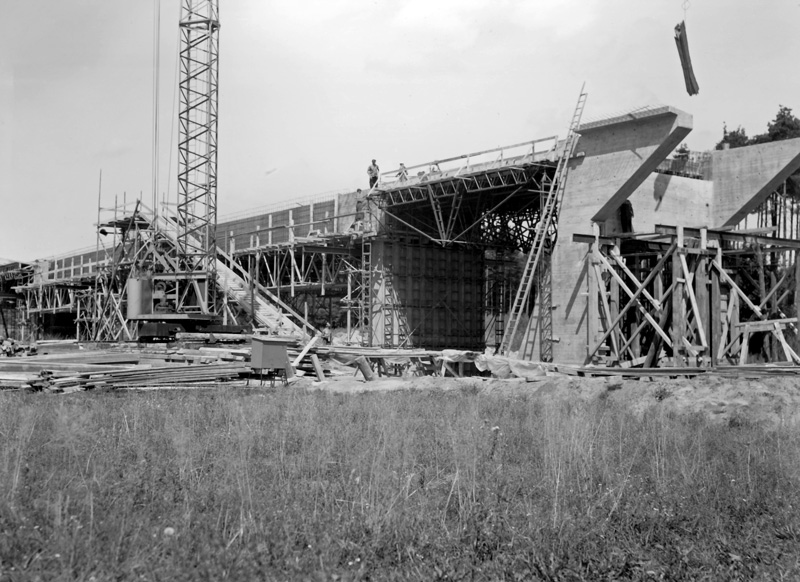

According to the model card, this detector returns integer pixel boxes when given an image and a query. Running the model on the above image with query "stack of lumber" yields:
[0,346,248,392]
[45,361,246,391]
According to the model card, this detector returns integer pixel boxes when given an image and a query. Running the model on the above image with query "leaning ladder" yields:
[499,87,587,357]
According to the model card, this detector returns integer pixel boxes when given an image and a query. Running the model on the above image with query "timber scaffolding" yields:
[7,100,800,372]
[226,134,566,351]
[8,134,566,352]
[577,224,800,368]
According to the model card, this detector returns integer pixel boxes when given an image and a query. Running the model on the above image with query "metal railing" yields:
[376,136,559,190]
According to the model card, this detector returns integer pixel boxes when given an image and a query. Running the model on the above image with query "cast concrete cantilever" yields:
[711,137,800,227]
[581,106,694,222]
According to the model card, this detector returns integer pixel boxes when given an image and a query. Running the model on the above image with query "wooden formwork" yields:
[579,225,800,368]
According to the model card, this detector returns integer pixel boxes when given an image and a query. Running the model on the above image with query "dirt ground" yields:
[299,371,800,430]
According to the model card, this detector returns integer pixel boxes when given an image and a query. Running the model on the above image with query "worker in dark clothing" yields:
[367,159,380,188]
[619,200,634,233]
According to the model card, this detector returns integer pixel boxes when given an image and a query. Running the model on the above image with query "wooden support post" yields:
[755,243,769,359]
[769,270,778,360]
[587,243,677,360]
[593,263,620,362]
[697,229,710,366]
[672,227,685,367]
[587,238,600,362]
[354,356,375,381]
[310,354,325,381]
[739,326,750,365]
[644,298,672,368]
[795,257,800,322]
[710,256,721,367]
[443,361,461,377]
[680,253,707,350]
[610,273,620,358]
[730,293,740,356]
[284,357,295,380]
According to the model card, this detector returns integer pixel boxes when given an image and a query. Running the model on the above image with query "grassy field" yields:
[2,384,800,580]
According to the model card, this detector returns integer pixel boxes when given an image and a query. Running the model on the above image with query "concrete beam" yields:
[548,105,695,365]
[711,138,800,227]
[584,107,693,222]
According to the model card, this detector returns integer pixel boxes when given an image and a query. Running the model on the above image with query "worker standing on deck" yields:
[397,163,408,182]
[367,159,380,188]
[619,200,634,233]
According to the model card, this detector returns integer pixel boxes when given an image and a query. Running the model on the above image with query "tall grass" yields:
[1,386,800,580]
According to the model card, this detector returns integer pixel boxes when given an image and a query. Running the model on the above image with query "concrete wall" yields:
[606,174,712,236]
[549,107,694,364]
[370,239,485,350]
[217,199,337,253]
[709,138,800,227]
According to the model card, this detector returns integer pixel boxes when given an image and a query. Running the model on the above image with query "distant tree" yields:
[674,142,690,158]
[767,105,800,141]
[715,124,749,150]
[715,105,800,150]
[748,132,772,145]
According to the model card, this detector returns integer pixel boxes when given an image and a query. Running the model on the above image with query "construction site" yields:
[3,1,800,387]
[8,3,800,579]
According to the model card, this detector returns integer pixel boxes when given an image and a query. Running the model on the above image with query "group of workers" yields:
[367,159,444,189]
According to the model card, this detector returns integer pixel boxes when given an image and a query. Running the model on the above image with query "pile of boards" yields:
[0,343,251,392]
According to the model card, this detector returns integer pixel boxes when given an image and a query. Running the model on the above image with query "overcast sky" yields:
[2,0,799,262]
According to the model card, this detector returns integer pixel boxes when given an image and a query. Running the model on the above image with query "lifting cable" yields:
[152,0,161,219]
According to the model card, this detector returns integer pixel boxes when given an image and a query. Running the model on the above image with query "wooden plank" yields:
[733,318,798,332]
[795,259,800,327]
[620,282,676,356]
[442,361,461,377]
[587,242,677,360]
[291,335,320,367]
[310,354,326,381]
[595,252,673,347]
[739,329,750,365]
[711,259,763,317]
[711,265,721,366]
[609,251,660,309]
[672,249,685,367]
[758,270,788,310]
[587,254,600,362]
[593,263,620,362]
[680,253,707,349]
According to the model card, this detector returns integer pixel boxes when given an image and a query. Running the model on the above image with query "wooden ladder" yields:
[499,86,587,357]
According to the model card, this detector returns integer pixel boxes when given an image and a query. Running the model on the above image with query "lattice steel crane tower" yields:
[176,0,220,314]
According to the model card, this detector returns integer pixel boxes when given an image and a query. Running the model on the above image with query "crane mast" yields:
[176,0,220,314]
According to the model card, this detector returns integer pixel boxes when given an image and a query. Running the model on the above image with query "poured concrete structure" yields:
[10,102,800,359]
[547,111,800,365]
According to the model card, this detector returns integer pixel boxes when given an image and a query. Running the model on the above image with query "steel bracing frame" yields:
[14,196,314,342]
[362,157,558,348]
[177,0,220,314]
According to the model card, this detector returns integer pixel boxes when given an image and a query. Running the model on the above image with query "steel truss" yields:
[224,155,560,348]
[232,236,358,337]
[235,240,353,296]
[581,225,800,368]
[15,196,314,342]
[358,160,557,348]
[376,165,555,249]
[177,0,220,313]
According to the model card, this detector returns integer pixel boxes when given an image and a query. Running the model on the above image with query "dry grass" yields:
[2,385,800,580]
